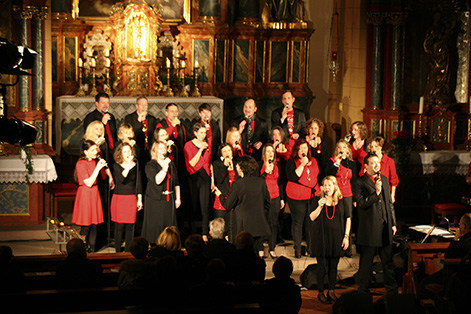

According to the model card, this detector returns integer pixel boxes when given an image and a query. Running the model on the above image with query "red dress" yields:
[72,160,104,226]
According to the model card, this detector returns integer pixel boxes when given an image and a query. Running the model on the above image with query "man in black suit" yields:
[232,98,268,160]
[124,96,157,166]
[83,92,117,163]
[353,153,398,294]
[271,90,306,143]
[193,103,221,161]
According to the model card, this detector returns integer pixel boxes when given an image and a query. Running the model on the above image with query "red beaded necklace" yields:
[325,201,336,220]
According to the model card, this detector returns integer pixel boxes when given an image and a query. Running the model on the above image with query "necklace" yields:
[325,203,335,220]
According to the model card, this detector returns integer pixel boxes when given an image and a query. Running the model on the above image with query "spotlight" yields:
[0,37,36,75]
[0,118,37,146]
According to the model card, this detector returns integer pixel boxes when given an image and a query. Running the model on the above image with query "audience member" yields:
[0,245,24,293]
[203,218,237,273]
[118,237,158,290]
[148,226,184,263]
[56,238,103,289]
[180,234,208,288]
[232,231,266,284]
[260,256,302,314]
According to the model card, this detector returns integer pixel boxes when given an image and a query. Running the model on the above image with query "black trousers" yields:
[267,197,281,251]
[358,244,398,293]
[114,223,134,252]
[190,170,211,235]
[317,256,340,292]
[287,197,311,252]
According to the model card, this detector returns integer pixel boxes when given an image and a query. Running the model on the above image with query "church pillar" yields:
[388,13,406,111]
[32,18,44,111]
[14,13,31,112]
[367,13,384,110]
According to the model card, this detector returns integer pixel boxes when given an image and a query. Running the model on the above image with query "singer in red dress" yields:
[184,122,213,240]
[309,176,351,304]
[226,127,244,161]
[286,139,319,258]
[141,141,181,244]
[111,143,143,252]
[259,144,284,259]
[345,121,368,176]
[72,140,107,252]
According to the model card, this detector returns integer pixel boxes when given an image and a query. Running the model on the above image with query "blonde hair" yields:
[321,176,343,203]
[226,127,241,144]
[262,143,277,165]
[333,139,353,161]
[84,121,104,142]
[156,226,181,251]
[150,141,165,160]
[117,123,134,142]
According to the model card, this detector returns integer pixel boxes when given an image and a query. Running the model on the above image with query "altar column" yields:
[366,13,384,110]
[388,13,406,111]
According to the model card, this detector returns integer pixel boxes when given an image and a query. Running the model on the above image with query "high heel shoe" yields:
[317,292,331,304]
[269,251,277,259]
[327,290,338,303]
[259,251,266,259]
[294,250,302,259]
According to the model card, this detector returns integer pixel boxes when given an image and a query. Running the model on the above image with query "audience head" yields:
[272,256,293,279]
[117,123,135,144]
[206,258,226,281]
[0,245,13,265]
[94,92,110,113]
[226,127,241,145]
[114,142,136,164]
[270,126,286,144]
[333,139,353,160]
[235,231,254,251]
[199,103,212,122]
[291,138,312,160]
[209,218,227,239]
[218,143,233,159]
[156,226,181,252]
[460,213,471,236]
[262,143,277,165]
[129,237,149,259]
[321,176,343,202]
[66,238,87,259]
[184,234,205,256]
[236,155,258,177]
[351,121,368,140]
[243,98,257,119]
[305,118,325,138]
[84,120,104,142]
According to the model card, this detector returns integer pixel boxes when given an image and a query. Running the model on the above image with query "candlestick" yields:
[76,64,86,97]
[89,65,98,97]
[195,60,199,68]
[104,48,110,57]
[78,58,83,68]
[191,62,201,97]
[164,67,173,97]
[166,58,171,68]
[91,57,96,68]
[179,66,188,97]
[419,96,424,115]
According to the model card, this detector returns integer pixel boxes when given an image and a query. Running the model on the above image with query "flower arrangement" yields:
[390,130,413,171]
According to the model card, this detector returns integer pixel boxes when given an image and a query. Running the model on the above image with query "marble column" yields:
[388,13,406,111]
[367,13,384,110]
[18,18,31,112]
[32,18,44,111]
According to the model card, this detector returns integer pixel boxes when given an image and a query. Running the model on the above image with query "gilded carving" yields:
[366,12,384,26]
[13,5,48,20]
[386,12,406,26]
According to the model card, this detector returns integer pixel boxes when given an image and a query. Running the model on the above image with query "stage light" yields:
[0,37,36,75]
[0,118,37,146]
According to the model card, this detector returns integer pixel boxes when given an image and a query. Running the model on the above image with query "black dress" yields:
[310,198,349,257]
[141,160,179,244]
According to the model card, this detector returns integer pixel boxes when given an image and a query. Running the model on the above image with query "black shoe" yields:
[327,291,338,303]
[318,292,331,304]
[295,250,302,258]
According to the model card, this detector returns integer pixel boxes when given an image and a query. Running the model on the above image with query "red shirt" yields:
[286,158,319,200]
[202,119,213,151]
[260,163,280,199]
[184,141,211,176]
[351,144,367,166]
[214,169,236,210]
[331,157,353,197]
[287,110,294,135]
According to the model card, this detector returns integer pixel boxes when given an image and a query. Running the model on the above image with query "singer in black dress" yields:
[141,141,181,244]
[305,118,328,183]
[184,122,213,240]
[309,176,351,304]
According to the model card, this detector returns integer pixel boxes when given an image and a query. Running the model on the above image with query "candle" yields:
[419,96,424,115]
[105,58,110,67]
[78,58,83,68]
[104,49,109,57]
[91,58,96,67]
[166,58,171,68]
[195,60,199,68]
[181,60,186,68]
[159,50,163,57]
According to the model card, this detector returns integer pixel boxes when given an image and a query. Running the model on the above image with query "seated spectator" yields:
[189,258,235,310]
[0,245,24,293]
[260,256,302,314]
[56,238,103,289]
[419,213,471,299]
[148,226,184,263]
[203,218,236,264]
[233,231,266,285]
[180,234,208,288]
[118,237,158,290]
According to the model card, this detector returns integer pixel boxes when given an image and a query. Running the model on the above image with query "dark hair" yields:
[236,155,258,177]
[95,92,109,103]
[235,231,254,251]
[272,256,293,278]
[364,152,378,166]
[199,103,211,112]
[129,237,149,259]
[305,118,325,137]
[79,140,97,161]
[165,103,178,110]
[66,238,87,259]
[192,121,206,134]
[269,126,286,144]
[290,138,312,160]
[136,96,148,103]
[113,142,136,164]
[153,127,167,143]
[184,234,205,256]
[0,246,13,265]
[217,142,233,158]
[282,90,294,98]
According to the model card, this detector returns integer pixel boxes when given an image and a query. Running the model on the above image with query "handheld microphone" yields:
[97,156,108,169]
[285,104,289,108]
[302,153,306,158]
[375,170,381,182]
[204,138,209,152]
[268,159,273,164]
